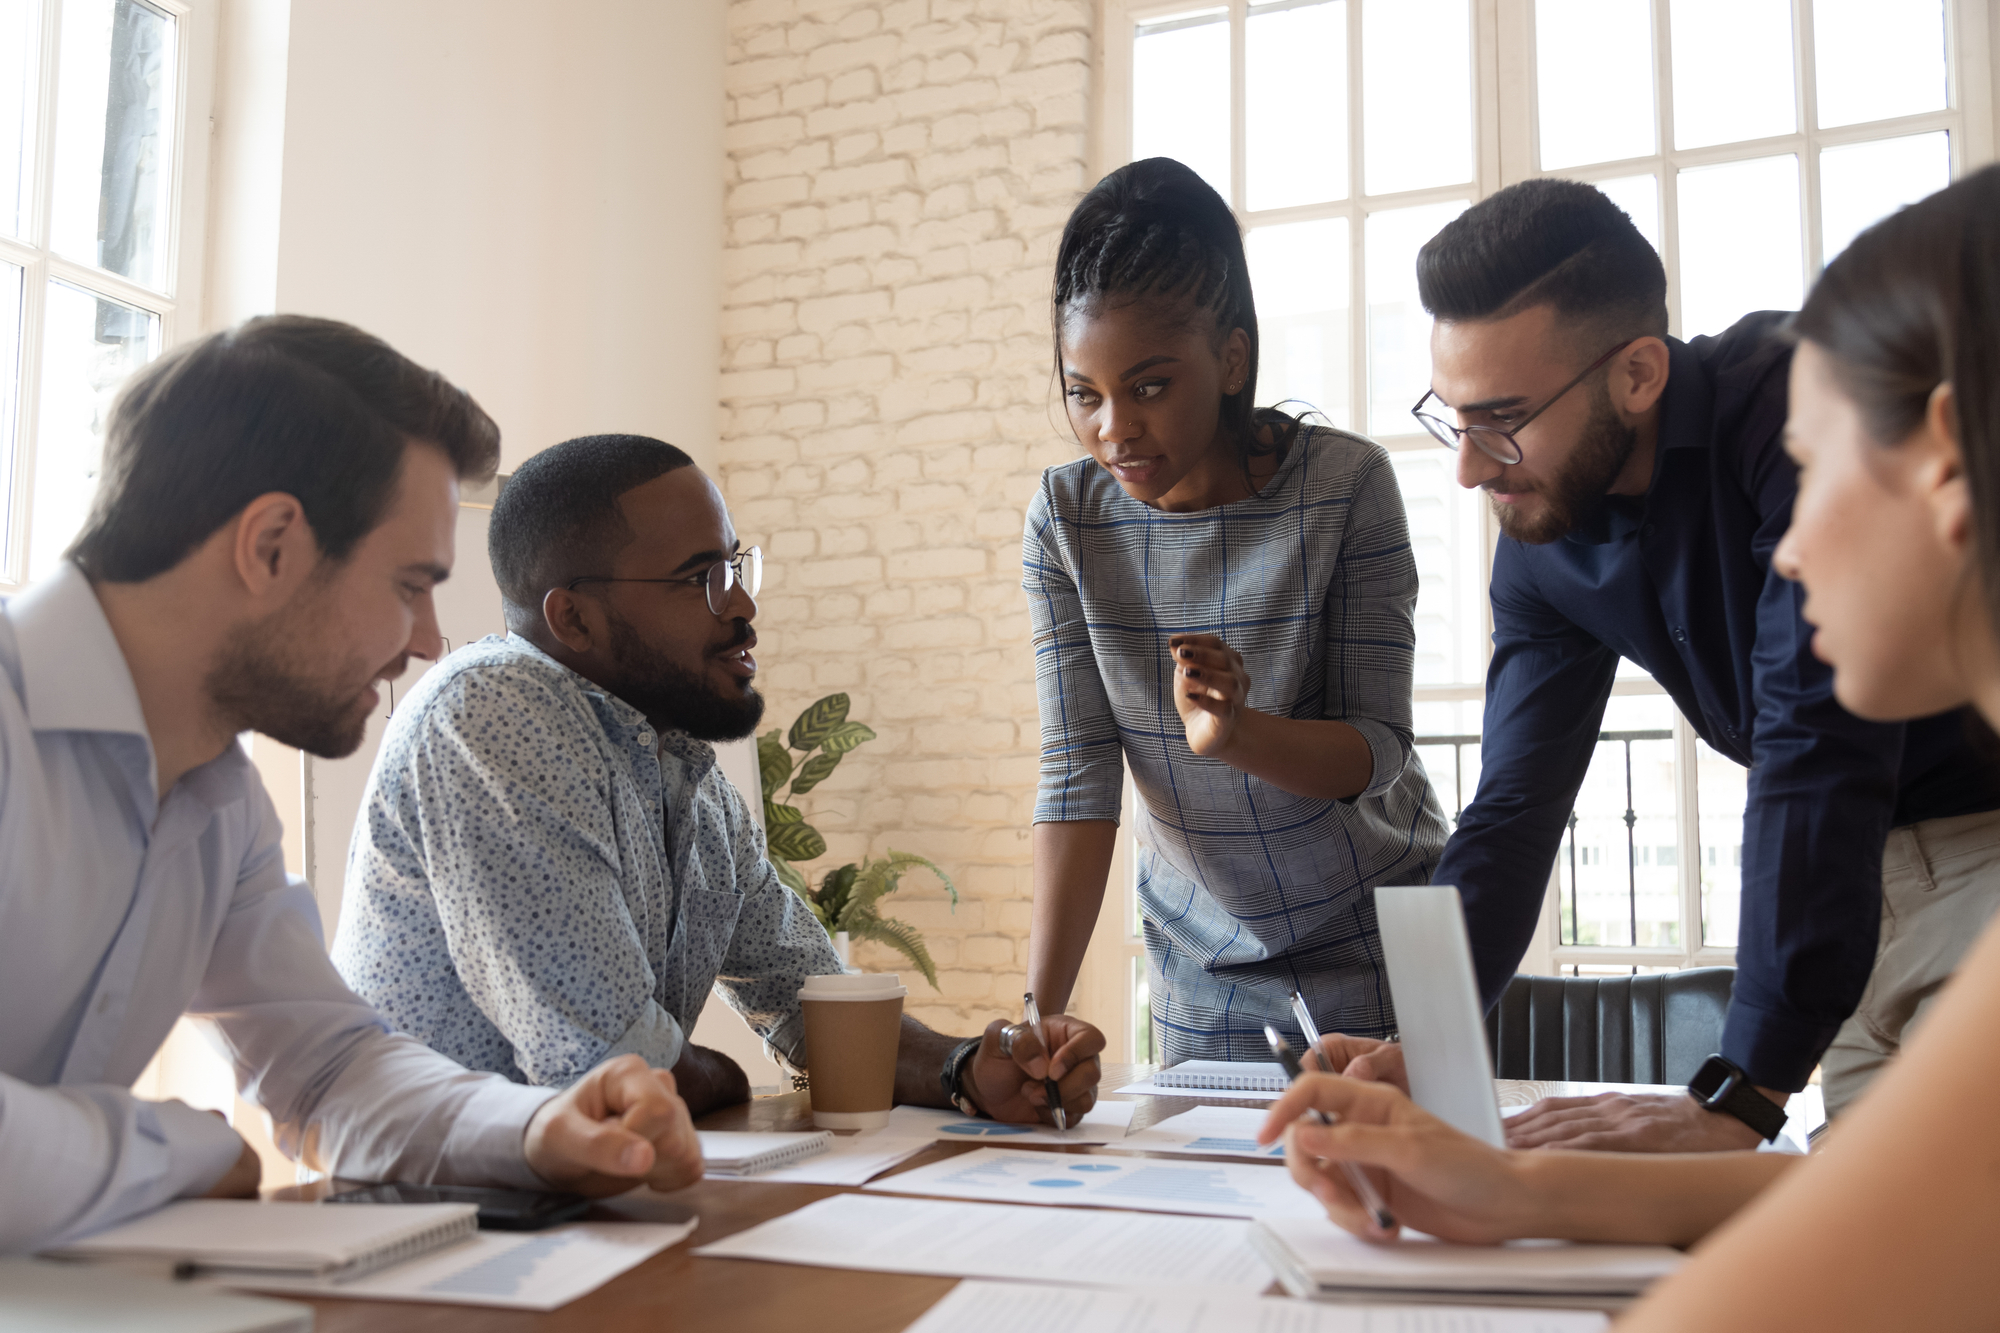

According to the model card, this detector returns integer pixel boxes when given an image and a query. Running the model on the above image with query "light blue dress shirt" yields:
[0,564,555,1253]
[332,633,843,1088]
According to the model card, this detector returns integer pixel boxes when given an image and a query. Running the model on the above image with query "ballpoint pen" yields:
[1022,991,1068,1131]
[1264,1021,1396,1231]
[1289,988,1326,1071]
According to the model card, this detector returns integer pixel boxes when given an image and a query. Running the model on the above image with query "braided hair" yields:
[1052,158,1298,471]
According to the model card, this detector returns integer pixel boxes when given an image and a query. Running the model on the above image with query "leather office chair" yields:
[1484,967,1735,1086]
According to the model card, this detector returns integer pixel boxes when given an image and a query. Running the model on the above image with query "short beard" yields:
[1490,382,1639,545]
[205,587,386,760]
[602,611,765,742]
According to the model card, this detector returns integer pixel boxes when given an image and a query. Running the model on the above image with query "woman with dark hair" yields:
[1022,157,1448,1062]
[1258,165,2000,1328]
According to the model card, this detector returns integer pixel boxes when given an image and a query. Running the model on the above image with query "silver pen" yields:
[1022,992,1067,1131]
[1264,1022,1396,1231]
[1289,988,1326,1071]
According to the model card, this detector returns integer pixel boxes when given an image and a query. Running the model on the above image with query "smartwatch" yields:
[1686,1054,1788,1142]
[941,1036,987,1118]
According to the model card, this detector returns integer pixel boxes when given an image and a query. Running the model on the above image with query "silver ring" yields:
[999,1023,1022,1058]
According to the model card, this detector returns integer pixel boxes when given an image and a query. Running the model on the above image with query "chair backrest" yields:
[1484,968,1735,1086]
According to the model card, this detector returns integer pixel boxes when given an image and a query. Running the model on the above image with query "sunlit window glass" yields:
[0,263,20,563]
[1593,173,1661,255]
[1669,0,1795,150]
[1813,0,1946,130]
[1132,9,1230,204]
[1365,199,1466,436]
[30,279,158,579]
[1392,450,1487,688]
[1361,0,1470,196]
[1535,0,1654,170]
[1558,694,1679,948]
[1246,217,1349,427]
[1819,132,1951,268]
[50,0,179,290]
[1677,155,1801,338]
[0,0,35,241]
[1696,737,1746,947]
[1245,0,1347,211]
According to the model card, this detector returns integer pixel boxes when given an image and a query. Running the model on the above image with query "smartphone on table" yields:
[325,1181,592,1231]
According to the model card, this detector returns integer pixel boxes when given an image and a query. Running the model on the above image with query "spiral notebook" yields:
[46,1199,477,1281]
[1135,1060,1290,1094]
[698,1130,834,1176]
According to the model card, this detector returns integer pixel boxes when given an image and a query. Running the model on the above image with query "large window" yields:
[1098,0,1991,1056]
[0,0,211,592]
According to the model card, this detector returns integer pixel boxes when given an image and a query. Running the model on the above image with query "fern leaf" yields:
[848,913,940,989]
[849,850,957,916]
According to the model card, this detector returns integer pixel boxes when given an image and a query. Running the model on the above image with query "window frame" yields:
[1089,0,1997,1058]
[0,0,218,592]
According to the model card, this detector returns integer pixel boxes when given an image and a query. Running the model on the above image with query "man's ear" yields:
[1614,337,1671,418]
[231,492,317,602]
[541,586,599,655]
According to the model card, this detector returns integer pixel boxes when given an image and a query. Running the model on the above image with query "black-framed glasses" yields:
[1411,339,1635,466]
[566,545,763,617]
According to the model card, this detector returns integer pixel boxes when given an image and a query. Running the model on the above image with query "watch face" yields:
[1688,1055,1735,1098]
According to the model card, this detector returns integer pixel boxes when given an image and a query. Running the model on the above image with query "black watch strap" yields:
[1687,1055,1787,1142]
[942,1036,986,1118]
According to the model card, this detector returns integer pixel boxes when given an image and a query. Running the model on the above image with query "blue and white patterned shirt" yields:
[332,634,843,1087]
[1025,426,1449,1061]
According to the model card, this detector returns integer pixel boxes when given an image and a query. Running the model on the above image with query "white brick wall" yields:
[719,0,1093,1033]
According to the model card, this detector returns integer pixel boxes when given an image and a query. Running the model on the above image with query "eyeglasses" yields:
[566,546,763,617]
[1411,339,1635,466]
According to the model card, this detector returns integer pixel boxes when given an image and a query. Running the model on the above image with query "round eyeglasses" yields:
[1411,340,1635,466]
[566,546,763,617]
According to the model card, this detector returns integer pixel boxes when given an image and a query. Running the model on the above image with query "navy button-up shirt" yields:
[1434,311,2000,1092]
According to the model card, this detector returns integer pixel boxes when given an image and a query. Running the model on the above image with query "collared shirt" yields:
[332,634,843,1087]
[1024,426,1449,1060]
[0,564,553,1253]
[1433,312,2000,1091]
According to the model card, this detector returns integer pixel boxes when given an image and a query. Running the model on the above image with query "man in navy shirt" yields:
[1335,180,2000,1152]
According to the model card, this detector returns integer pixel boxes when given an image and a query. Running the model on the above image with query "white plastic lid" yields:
[799,971,907,1001]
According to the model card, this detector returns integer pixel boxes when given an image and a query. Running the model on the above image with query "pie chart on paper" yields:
[938,1123,1036,1136]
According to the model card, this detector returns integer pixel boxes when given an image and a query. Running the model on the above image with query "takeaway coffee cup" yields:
[798,971,908,1129]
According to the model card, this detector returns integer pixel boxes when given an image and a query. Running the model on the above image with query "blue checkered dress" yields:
[1024,426,1448,1061]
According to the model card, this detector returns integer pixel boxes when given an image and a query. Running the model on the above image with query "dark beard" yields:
[1490,383,1639,545]
[206,597,385,760]
[603,612,765,742]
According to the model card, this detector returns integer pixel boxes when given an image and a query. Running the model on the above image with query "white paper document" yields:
[694,1193,1275,1291]
[892,1099,1136,1145]
[1110,1104,1289,1159]
[1111,1080,1281,1102]
[704,1118,934,1186]
[231,1220,694,1311]
[904,1280,1612,1333]
[865,1145,1324,1219]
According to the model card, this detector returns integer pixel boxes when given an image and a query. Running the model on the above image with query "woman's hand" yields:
[1168,633,1252,756]
[1258,1073,1538,1245]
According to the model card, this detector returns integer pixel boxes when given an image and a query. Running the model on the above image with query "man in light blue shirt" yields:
[1,318,704,1254]
[335,434,1107,1121]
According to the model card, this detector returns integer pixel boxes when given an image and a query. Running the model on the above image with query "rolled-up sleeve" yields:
[1024,476,1124,824]
[1323,449,1421,800]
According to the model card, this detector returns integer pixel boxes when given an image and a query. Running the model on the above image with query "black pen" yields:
[1023,992,1067,1131]
[1265,1023,1395,1230]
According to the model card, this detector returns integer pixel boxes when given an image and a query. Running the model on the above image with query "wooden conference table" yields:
[278,1065,1692,1333]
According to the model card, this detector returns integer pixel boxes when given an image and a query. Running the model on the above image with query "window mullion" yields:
[1228,0,1246,212]
[7,252,49,586]
[1673,707,1702,964]
[1346,0,1365,434]
[1795,0,1823,277]
[1652,0,1682,337]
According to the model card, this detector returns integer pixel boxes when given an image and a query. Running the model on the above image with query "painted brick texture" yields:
[719,0,1094,1033]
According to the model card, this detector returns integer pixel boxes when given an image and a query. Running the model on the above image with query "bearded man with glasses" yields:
[1320,180,2000,1153]
[333,435,1104,1125]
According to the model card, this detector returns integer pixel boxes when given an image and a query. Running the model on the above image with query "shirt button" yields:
[638,731,654,747]
[1672,626,1687,643]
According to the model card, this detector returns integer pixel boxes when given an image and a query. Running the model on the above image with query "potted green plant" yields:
[758,693,957,988]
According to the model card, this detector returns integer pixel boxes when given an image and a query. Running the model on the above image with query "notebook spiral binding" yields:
[326,1210,478,1283]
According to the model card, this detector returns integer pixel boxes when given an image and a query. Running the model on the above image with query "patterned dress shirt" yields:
[332,634,843,1087]
[1025,426,1449,1061]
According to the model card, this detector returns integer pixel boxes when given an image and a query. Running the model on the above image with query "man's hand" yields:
[965,1014,1106,1125]
[1169,633,1252,757]
[1505,1090,1777,1152]
[670,1043,751,1118]
[524,1054,704,1195]
[201,1132,262,1199]
[1310,1034,1410,1094]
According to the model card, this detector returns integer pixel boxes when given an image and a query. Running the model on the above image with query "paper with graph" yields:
[1108,1104,1289,1160]
[230,1219,694,1310]
[863,1146,1323,1219]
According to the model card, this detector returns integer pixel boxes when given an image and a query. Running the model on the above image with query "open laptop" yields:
[1372,884,1508,1147]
